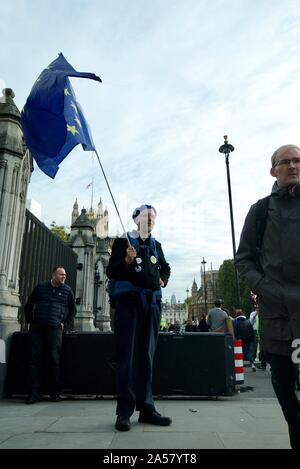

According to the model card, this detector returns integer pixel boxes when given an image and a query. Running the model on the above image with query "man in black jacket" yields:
[235,144,300,449]
[25,266,76,404]
[107,204,172,431]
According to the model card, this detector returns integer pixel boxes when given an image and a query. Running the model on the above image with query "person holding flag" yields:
[107,204,172,432]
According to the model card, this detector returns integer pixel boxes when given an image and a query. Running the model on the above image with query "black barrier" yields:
[5,332,235,397]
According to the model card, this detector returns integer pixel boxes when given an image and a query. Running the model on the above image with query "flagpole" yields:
[94,150,131,246]
[91,178,94,212]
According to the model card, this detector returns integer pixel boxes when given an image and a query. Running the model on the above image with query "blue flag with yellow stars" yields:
[21,53,101,178]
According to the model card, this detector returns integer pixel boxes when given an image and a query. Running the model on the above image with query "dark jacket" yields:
[25,282,76,327]
[233,316,255,344]
[235,182,300,355]
[106,233,170,291]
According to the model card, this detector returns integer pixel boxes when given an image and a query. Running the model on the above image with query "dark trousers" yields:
[267,353,300,449]
[114,293,161,418]
[259,349,267,367]
[243,342,255,366]
[29,324,63,396]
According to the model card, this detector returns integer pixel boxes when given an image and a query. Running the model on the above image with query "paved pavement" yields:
[0,366,294,450]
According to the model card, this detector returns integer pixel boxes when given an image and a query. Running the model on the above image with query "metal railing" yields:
[18,209,77,330]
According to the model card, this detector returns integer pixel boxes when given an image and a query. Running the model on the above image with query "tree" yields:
[218,259,252,316]
[184,297,192,308]
[50,221,68,242]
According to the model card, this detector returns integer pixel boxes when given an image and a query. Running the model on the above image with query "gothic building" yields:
[71,197,109,238]
[69,199,114,331]
[189,268,220,320]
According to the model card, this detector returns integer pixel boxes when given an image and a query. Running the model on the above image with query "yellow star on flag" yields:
[74,117,82,127]
[67,124,79,136]
[64,88,70,96]
[70,101,78,113]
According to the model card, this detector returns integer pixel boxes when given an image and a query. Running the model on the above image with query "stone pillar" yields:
[94,256,111,331]
[0,89,32,340]
[0,88,32,396]
[69,209,97,331]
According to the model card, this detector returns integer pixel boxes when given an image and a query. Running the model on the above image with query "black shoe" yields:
[288,425,300,450]
[51,393,61,402]
[115,416,131,431]
[138,410,172,426]
[26,394,39,405]
[257,364,266,370]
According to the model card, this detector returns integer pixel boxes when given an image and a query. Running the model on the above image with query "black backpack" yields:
[238,317,255,343]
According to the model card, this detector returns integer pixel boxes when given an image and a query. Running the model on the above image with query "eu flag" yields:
[21,53,101,178]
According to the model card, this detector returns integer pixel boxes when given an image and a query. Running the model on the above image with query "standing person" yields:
[25,267,76,404]
[250,307,268,370]
[235,144,300,449]
[233,309,256,372]
[206,299,228,332]
[249,305,259,361]
[197,313,209,332]
[107,204,172,432]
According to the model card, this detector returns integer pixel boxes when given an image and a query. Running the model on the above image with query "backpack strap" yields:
[255,196,270,272]
[127,232,159,260]
[149,236,158,259]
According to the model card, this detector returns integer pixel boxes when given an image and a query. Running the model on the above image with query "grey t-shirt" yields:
[206,307,228,332]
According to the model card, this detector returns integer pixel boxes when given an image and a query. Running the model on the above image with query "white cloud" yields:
[2,0,300,300]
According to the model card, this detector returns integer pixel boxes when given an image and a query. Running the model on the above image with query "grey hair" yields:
[271,144,300,167]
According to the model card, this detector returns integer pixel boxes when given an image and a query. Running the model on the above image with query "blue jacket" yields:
[25,282,76,327]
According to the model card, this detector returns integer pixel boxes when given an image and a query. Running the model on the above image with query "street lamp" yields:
[219,135,241,307]
[201,257,207,315]
[186,288,189,318]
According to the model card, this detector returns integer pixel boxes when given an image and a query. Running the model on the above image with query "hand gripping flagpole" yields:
[94,150,132,246]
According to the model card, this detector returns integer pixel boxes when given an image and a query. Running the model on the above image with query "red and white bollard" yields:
[234,339,244,390]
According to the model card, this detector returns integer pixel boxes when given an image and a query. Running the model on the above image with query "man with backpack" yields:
[235,144,300,449]
[106,204,171,432]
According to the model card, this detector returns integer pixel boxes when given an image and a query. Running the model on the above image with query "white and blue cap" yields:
[132,204,157,220]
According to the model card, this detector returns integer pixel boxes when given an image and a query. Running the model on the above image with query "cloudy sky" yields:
[2,0,300,301]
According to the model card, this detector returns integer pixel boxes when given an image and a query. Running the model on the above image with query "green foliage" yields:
[218,260,236,309]
[218,259,252,316]
[50,221,68,243]
[184,297,192,308]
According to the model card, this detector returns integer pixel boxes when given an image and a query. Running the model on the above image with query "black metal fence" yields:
[19,209,77,330]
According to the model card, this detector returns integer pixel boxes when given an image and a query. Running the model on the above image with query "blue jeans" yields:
[266,353,300,449]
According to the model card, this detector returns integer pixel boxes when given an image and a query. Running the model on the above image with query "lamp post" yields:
[201,257,207,315]
[186,288,189,318]
[93,266,101,327]
[218,135,241,307]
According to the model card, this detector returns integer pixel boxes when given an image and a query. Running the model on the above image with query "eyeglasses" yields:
[274,158,300,167]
